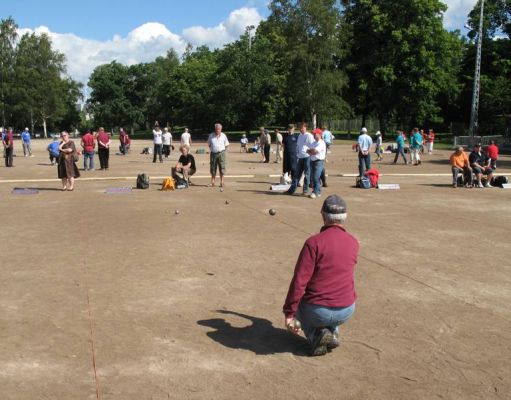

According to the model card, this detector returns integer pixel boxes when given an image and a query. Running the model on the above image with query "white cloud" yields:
[442,0,478,30]
[17,7,263,86]
[182,7,262,48]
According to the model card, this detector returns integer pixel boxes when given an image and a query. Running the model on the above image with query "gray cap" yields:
[321,194,347,214]
[360,127,367,134]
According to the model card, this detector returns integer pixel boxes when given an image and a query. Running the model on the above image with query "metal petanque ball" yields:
[220,188,224,192]
[269,208,277,216]
[225,200,229,205]
[175,210,180,215]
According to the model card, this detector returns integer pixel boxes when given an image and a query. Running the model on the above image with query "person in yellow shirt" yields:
[450,146,473,188]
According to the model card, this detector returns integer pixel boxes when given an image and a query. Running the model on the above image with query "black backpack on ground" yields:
[491,176,508,188]
[136,173,149,189]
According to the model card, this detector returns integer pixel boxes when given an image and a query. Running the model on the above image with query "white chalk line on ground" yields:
[0,175,256,184]
[1,172,510,184]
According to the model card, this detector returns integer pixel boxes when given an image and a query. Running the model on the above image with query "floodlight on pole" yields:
[468,0,484,144]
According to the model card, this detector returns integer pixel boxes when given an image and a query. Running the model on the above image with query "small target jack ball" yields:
[269,208,277,216]
[220,188,224,192]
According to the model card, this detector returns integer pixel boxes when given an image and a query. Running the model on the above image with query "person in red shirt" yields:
[96,127,111,170]
[81,131,95,170]
[426,129,435,154]
[486,140,499,170]
[119,128,128,155]
[2,127,14,167]
[283,194,359,356]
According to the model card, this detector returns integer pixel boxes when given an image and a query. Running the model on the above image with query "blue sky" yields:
[3,0,270,41]
[2,0,477,85]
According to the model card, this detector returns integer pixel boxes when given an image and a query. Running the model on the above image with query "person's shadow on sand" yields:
[197,310,309,356]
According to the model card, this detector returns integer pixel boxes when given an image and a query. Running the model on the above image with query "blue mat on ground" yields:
[12,188,39,195]
[105,187,133,194]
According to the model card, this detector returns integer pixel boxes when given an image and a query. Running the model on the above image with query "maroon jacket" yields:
[283,225,359,318]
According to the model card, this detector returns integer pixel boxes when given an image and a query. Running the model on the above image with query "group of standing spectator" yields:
[79,127,112,170]
[283,123,329,199]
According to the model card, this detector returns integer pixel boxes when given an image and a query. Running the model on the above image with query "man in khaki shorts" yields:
[207,123,229,187]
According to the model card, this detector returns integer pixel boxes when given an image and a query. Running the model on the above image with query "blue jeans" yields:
[358,153,371,176]
[288,157,310,194]
[311,160,324,195]
[393,146,407,164]
[296,302,355,345]
[83,151,94,170]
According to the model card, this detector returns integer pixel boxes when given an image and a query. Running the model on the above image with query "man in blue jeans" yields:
[285,123,314,195]
[307,128,326,199]
[283,194,359,356]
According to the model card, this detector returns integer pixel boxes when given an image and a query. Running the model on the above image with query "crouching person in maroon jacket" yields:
[283,194,359,356]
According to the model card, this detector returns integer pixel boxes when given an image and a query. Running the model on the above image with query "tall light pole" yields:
[469,0,485,144]
[246,25,255,49]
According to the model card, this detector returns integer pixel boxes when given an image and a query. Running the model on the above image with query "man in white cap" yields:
[357,127,373,176]
[21,127,33,157]
[374,131,383,161]
[283,194,359,356]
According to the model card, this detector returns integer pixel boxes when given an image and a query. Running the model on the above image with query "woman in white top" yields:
[153,122,163,163]
[180,128,192,147]
[307,129,327,199]
[162,127,173,158]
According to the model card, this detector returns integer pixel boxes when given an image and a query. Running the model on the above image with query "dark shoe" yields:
[322,182,328,187]
[311,328,333,356]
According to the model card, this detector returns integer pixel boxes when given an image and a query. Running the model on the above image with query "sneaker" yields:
[322,182,328,187]
[484,182,491,188]
[452,183,457,188]
[302,192,309,196]
[311,328,333,356]
[478,183,484,188]
[327,333,340,350]
[309,193,316,199]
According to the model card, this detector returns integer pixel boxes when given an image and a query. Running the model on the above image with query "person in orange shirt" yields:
[450,146,472,188]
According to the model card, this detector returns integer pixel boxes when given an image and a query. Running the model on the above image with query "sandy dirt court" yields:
[1,139,510,399]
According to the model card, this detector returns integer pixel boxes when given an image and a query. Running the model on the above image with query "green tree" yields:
[14,32,69,137]
[158,46,218,130]
[460,1,511,135]
[0,17,18,127]
[87,61,132,130]
[212,30,284,130]
[343,0,463,131]
[146,50,180,127]
[265,0,350,127]
[468,0,511,39]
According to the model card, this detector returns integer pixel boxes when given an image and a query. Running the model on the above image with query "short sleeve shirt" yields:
[309,139,326,161]
[179,154,196,171]
[208,132,229,153]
